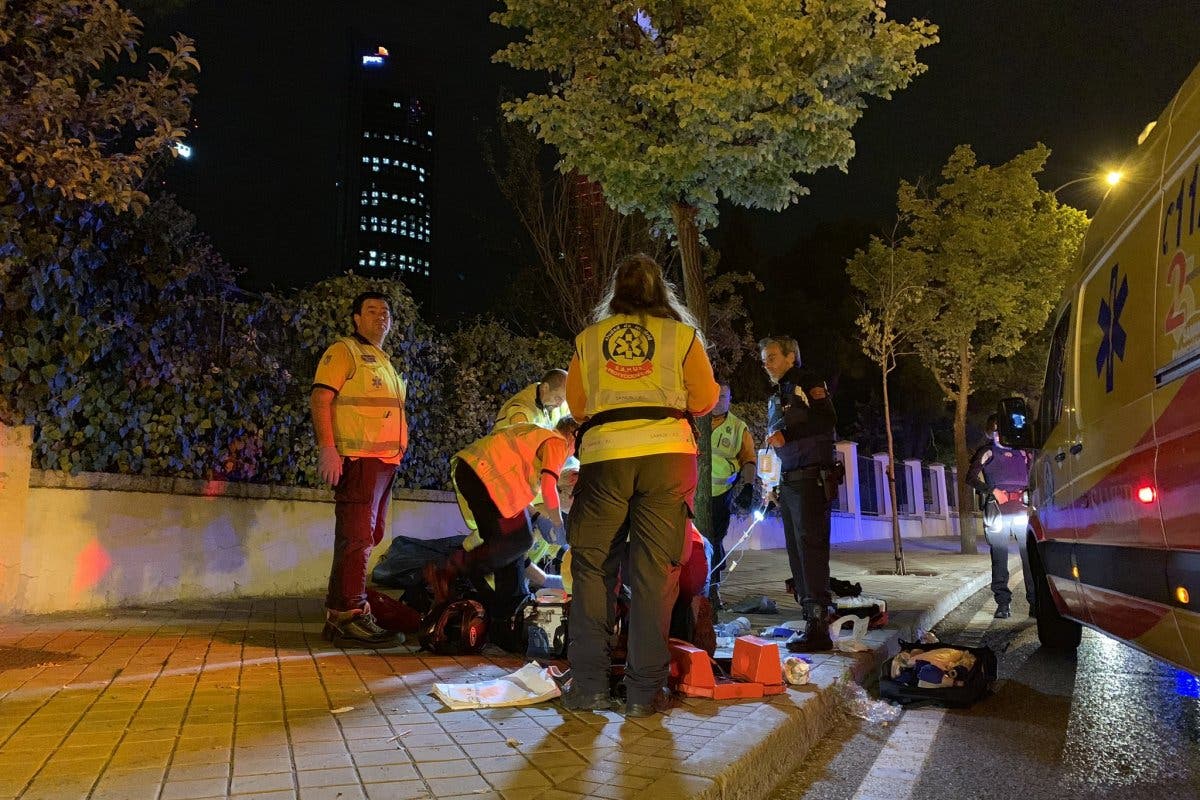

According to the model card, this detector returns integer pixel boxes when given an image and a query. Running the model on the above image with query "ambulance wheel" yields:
[1029,533,1081,650]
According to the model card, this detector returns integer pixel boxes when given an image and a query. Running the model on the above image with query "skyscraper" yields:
[338,45,435,308]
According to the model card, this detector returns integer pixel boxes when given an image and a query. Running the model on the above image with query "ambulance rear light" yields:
[1177,586,1191,605]
[1136,485,1156,504]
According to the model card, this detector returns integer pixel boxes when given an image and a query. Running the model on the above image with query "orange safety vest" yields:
[333,336,407,460]
[455,424,565,518]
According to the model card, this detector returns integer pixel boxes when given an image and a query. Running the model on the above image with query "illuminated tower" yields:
[338,45,435,308]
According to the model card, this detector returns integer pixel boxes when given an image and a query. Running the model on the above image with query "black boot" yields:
[786,602,833,653]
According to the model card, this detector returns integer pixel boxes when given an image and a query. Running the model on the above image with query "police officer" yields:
[966,414,1035,619]
[311,291,408,648]
[709,385,756,609]
[760,335,837,652]
[562,253,719,716]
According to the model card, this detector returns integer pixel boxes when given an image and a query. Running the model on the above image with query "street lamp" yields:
[1051,171,1121,196]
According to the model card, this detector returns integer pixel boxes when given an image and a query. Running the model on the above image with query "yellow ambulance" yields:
[1000,60,1200,673]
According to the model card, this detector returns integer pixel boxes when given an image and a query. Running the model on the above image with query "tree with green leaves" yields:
[847,230,924,574]
[0,1,197,281]
[892,144,1089,553]
[492,0,938,532]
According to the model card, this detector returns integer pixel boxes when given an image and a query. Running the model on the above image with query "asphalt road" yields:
[769,584,1200,800]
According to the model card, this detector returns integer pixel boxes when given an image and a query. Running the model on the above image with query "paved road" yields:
[769,585,1200,800]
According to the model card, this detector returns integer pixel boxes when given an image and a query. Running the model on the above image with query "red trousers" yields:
[326,457,397,612]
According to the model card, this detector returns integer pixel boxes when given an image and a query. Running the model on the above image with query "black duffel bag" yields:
[371,534,466,589]
[879,641,997,708]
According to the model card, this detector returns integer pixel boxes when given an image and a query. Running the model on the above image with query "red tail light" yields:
[1136,485,1156,504]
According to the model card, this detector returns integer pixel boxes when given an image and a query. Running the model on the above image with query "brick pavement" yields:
[0,537,997,800]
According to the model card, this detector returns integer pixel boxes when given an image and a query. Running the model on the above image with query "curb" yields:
[676,563,998,800]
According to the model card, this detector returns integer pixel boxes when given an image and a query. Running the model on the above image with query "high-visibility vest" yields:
[455,424,565,519]
[575,313,698,463]
[333,336,407,459]
[494,382,567,431]
[711,412,749,496]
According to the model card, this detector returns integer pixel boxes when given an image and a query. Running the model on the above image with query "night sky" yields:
[145,1,1198,318]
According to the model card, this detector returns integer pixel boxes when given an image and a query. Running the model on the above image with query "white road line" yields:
[849,596,997,800]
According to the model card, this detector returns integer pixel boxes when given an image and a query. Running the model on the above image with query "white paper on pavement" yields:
[432,662,562,710]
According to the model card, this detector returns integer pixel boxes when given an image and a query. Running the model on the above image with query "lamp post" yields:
[1052,171,1122,195]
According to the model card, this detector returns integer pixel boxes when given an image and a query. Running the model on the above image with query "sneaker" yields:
[326,609,402,648]
[993,604,1011,619]
[626,687,673,718]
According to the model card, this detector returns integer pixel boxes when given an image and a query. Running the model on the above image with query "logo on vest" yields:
[602,323,656,379]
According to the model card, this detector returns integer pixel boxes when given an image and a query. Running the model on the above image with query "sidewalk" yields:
[0,537,997,800]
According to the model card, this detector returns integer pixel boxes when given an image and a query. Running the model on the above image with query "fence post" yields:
[872,453,893,518]
[904,458,924,519]
[835,441,860,516]
[835,441,860,541]
[928,463,949,517]
[949,466,960,512]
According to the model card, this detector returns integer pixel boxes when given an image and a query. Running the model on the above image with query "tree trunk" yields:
[953,343,977,554]
[882,361,906,575]
[671,202,711,540]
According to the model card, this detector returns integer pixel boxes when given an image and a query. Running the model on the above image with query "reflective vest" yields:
[575,313,698,463]
[455,424,565,519]
[333,336,407,460]
[495,383,567,431]
[711,412,749,496]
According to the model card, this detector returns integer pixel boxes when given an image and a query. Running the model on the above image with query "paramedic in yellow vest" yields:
[561,253,719,717]
[424,418,579,631]
[709,385,757,609]
[495,369,569,430]
[311,291,408,648]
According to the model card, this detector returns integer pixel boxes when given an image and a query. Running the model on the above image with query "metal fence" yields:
[921,465,937,513]
[944,469,958,511]
[858,455,879,515]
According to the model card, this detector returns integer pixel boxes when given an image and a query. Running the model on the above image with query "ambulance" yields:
[999,60,1200,674]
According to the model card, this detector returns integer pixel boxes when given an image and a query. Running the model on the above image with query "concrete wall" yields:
[6,466,463,615]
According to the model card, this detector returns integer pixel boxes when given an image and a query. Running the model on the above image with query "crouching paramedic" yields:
[424,418,579,628]
[495,369,570,430]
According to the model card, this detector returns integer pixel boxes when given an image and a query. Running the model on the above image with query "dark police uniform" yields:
[767,364,837,620]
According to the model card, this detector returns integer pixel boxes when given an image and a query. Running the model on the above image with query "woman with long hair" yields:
[561,253,718,716]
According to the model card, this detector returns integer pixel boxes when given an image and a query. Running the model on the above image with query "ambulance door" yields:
[1153,66,1200,672]
[1071,121,1177,661]
[1032,304,1089,624]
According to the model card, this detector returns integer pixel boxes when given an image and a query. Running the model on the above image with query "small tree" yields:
[493,0,937,533]
[895,145,1089,553]
[848,232,924,574]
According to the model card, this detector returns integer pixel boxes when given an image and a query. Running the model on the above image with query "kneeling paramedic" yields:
[424,418,578,638]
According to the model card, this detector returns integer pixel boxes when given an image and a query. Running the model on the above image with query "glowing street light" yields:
[173,142,193,160]
[1052,170,1121,196]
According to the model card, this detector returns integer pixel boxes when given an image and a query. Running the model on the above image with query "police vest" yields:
[574,314,698,463]
[983,445,1032,491]
[333,336,407,460]
[456,424,564,519]
[711,412,749,496]
[494,383,567,431]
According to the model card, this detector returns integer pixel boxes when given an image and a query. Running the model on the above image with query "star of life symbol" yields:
[372,375,383,389]
[603,323,656,379]
[1095,263,1128,394]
